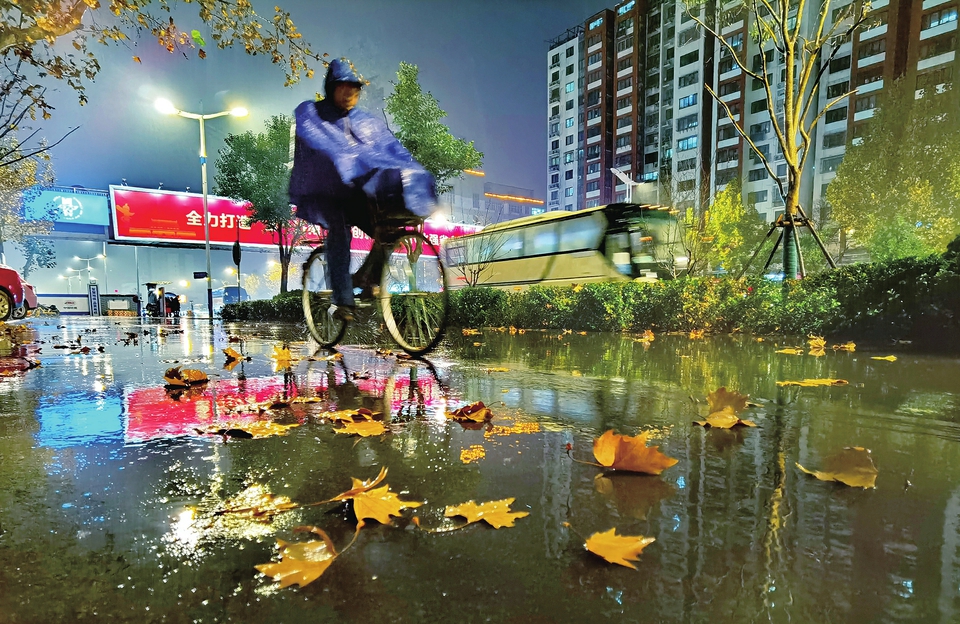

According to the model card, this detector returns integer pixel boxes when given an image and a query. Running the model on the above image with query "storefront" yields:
[14,184,480,315]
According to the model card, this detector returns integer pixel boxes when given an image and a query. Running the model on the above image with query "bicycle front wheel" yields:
[302,247,347,348]
[379,232,449,356]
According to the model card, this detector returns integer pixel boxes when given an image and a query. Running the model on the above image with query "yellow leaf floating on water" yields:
[776,378,849,387]
[689,329,704,339]
[635,329,655,343]
[461,328,481,336]
[808,335,826,349]
[871,355,898,362]
[197,421,299,439]
[327,407,382,423]
[352,485,422,524]
[460,445,486,464]
[219,484,299,521]
[485,422,540,437]
[775,348,804,355]
[223,347,243,362]
[334,420,387,437]
[255,528,338,588]
[694,406,757,429]
[444,498,529,529]
[832,341,856,352]
[331,467,388,502]
[706,387,748,414]
[796,447,878,489]
[271,345,293,368]
[583,528,656,569]
[593,430,678,475]
[447,401,492,423]
[164,366,208,387]
[483,367,509,373]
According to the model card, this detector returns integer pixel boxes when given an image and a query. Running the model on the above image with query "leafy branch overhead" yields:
[384,62,483,194]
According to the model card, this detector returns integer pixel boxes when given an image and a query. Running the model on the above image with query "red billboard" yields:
[110,186,282,247]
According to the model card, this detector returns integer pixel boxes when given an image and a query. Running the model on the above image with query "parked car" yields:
[0,264,25,321]
[11,281,37,320]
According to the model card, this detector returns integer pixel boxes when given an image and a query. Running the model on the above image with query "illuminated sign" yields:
[110,186,287,247]
[345,220,482,256]
[22,186,110,226]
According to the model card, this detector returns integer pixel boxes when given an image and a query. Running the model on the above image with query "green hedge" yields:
[221,252,960,344]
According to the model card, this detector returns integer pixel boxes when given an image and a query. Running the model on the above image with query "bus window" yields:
[630,229,656,266]
[495,230,525,260]
[445,241,466,267]
[605,232,632,275]
[558,213,605,252]
[525,223,559,256]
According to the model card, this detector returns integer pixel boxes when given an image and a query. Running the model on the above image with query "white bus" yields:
[443,202,686,290]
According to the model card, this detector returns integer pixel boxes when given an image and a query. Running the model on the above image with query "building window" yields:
[750,99,768,113]
[679,50,700,67]
[615,135,632,148]
[586,181,600,192]
[550,122,560,134]
[588,107,601,121]
[820,155,844,173]
[917,66,954,89]
[617,76,633,90]
[615,117,631,129]
[858,38,886,58]
[715,169,738,185]
[717,146,739,163]
[566,46,575,58]
[587,90,600,106]
[749,120,770,140]
[728,32,744,49]
[617,58,632,71]
[829,55,851,72]
[864,10,889,29]
[565,187,575,197]
[587,162,601,174]
[922,6,958,30]
[551,190,559,201]
[586,145,601,160]
[677,157,697,171]
[564,203,573,211]
[676,114,698,131]
[615,153,632,167]
[551,173,559,184]
[677,136,698,151]
[550,88,560,103]
[749,143,770,164]
[826,81,849,99]
[587,126,601,139]
[552,70,560,83]
[823,130,846,148]
[718,80,739,96]
[825,106,847,123]
[678,27,699,45]
[566,64,574,75]
[551,53,560,66]
[747,190,768,204]
[919,34,957,60]
[550,156,560,166]
[564,150,575,163]
[751,50,773,72]
[678,71,699,88]
[717,125,737,141]
[587,199,600,208]
[566,99,574,111]
[587,70,602,83]
[588,51,602,65]
[617,96,632,109]
[552,105,560,117]
[565,170,574,180]
[679,93,697,109]
[565,81,575,93]
[857,67,883,86]
[854,94,877,112]
[777,163,787,177]
[748,168,767,181]
[566,135,574,146]
[718,57,735,74]
[565,117,575,129]
[551,140,559,150]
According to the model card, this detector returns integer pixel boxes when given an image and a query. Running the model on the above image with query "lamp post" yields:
[58,273,82,293]
[73,254,104,284]
[154,97,249,319]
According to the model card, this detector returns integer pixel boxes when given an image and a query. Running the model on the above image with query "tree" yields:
[687,0,869,278]
[827,82,960,261]
[703,179,766,276]
[0,137,55,263]
[384,62,483,195]
[214,114,317,294]
[19,236,57,279]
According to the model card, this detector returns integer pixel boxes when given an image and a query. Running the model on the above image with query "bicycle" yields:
[301,212,449,356]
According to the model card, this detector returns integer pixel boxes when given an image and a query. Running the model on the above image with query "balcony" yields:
[920,20,957,41]
[918,50,955,70]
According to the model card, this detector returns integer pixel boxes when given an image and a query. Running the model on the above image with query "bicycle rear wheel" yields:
[302,247,347,348]
[379,231,448,356]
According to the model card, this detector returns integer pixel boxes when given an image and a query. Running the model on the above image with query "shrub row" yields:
[222,254,960,344]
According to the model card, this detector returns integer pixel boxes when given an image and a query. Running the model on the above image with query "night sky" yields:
[40,0,611,200]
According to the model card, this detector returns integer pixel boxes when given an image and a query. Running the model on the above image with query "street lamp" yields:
[58,273,82,293]
[154,97,249,319]
[73,254,104,283]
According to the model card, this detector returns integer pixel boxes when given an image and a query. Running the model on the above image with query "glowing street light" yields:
[73,254,104,283]
[154,97,249,318]
[58,273,82,293]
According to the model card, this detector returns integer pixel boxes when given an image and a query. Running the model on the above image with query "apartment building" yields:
[547,25,586,212]
[441,170,544,225]
[551,0,958,224]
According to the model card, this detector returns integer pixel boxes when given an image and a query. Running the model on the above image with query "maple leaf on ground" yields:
[592,430,678,475]
[447,401,493,423]
[776,378,849,387]
[583,528,656,569]
[334,420,387,437]
[219,484,299,521]
[461,328,481,336]
[797,446,878,489]
[808,335,827,349]
[352,484,422,524]
[197,421,299,439]
[444,498,529,529]
[329,467,389,503]
[694,406,757,429]
[164,366,208,387]
[460,445,485,463]
[706,387,748,414]
[255,527,338,588]
[271,345,294,368]
[326,408,382,423]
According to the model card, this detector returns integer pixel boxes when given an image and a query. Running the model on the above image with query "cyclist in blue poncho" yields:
[290,58,437,322]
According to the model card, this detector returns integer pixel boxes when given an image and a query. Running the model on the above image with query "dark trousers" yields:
[323,202,386,307]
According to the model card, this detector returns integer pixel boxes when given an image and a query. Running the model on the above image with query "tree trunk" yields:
[279,244,290,294]
[782,180,801,280]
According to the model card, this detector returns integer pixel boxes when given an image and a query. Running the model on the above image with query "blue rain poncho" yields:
[289,59,437,227]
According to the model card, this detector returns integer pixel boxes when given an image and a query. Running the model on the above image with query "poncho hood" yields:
[324,58,364,98]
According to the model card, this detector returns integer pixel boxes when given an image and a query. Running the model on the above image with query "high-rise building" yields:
[547,25,585,212]
[551,0,959,225]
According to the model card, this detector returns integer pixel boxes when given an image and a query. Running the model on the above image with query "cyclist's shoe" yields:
[328,304,355,323]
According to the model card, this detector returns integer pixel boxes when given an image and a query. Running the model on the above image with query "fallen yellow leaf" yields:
[352,484,422,524]
[871,355,898,362]
[447,401,492,423]
[635,329,655,343]
[776,378,849,387]
[593,430,678,475]
[460,445,486,463]
[809,347,827,357]
[444,498,529,529]
[255,529,338,588]
[583,528,656,569]
[223,347,243,362]
[706,387,748,414]
[326,408,383,423]
[196,421,300,439]
[775,348,804,355]
[796,447,878,489]
[808,335,826,349]
[334,421,387,437]
[461,328,481,336]
[483,367,509,373]
[219,484,299,521]
[689,329,704,339]
[331,467,388,502]
[832,341,856,352]
[694,406,757,429]
[271,345,293,368]
[164,366,208,387]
